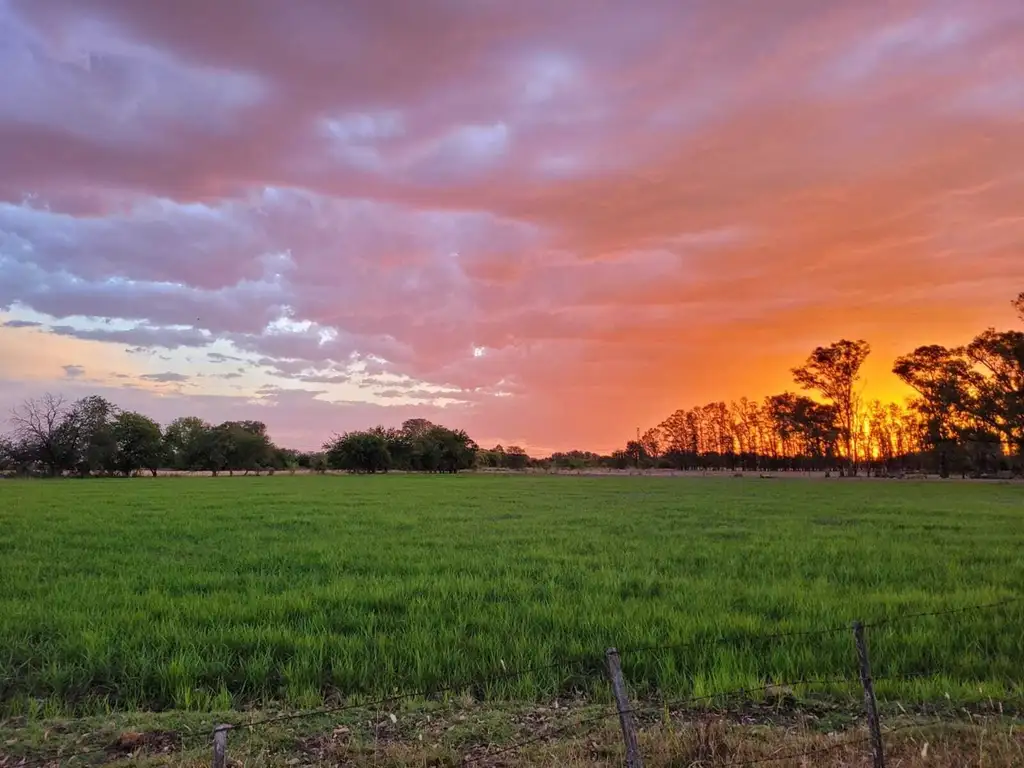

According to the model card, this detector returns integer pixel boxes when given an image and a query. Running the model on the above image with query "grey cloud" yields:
[293,373,354,385]
[139,371,190,383]
[62,364,85,378]
[207,352,244,363]
[0,199,265,290]
[2,319,41,328]
[375,388,469,402]
[49,324,211,349]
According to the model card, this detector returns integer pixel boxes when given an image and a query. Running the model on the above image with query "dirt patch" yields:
[106,729,180,759]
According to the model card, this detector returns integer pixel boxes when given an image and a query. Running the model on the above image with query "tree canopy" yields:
[323,420,477,474]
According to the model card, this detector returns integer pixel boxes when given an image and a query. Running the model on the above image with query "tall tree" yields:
[68,395,119,475]
[730,398,762,459]
[766,393,839,462]
[163,416,213,471]
[964,329,1024,457]
[892,345,979,477]
[111,412,165,476]
[214,420,274,474]
[657,409,693,456]
[401,418,436,441]
[425,426,477,473]
[791,339,870,471]
[638,428,661,461]
[324,430,392,473]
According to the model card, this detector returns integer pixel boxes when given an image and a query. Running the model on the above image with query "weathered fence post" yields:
[212,724,230,768]
[852,621,885,768]
[605,647,644,768]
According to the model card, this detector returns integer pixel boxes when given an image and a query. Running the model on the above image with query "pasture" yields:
[0,474,1021,717]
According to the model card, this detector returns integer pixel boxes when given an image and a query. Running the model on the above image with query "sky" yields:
[1,0,1023,454]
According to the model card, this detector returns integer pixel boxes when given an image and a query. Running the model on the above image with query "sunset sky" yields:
[1,1,1023,454]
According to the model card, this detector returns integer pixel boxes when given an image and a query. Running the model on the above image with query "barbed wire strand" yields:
[618,596,1022,660]
[617,624,852,658]
[638,669,938,715]
[236,654,942,734]
[864,596,1023,627]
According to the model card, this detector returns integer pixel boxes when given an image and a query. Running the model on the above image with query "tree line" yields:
[3,291,1020,479]
[0,394,300,477]
[618,290,1024,478]
[0,395,480,478]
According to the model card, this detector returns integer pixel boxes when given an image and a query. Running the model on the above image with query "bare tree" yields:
[9,394,74,476]
[1014,291,1023,323]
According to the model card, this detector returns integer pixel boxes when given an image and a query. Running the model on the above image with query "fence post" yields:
[852,621,885,768]
[605,647,644,768]
[212,724,230,768]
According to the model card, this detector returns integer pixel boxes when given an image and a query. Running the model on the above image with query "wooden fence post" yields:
[212,724,230,768]
[852,621,885,768]
[605,647,644,768]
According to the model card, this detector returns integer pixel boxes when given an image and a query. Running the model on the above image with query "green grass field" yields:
[0,475,1021,717]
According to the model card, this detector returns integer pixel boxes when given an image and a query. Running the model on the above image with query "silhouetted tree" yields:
[893,345,979,477]
[792,339,870,473]
[765,393,839,466]
[965,329,1024,458]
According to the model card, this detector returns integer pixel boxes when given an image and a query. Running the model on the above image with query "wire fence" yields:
[2,597,1020,767]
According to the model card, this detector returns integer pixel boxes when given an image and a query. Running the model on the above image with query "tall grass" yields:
[0,475,1021,715]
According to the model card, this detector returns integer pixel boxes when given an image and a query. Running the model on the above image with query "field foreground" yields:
[0,475,1021,724]
[1,700,1022,767]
